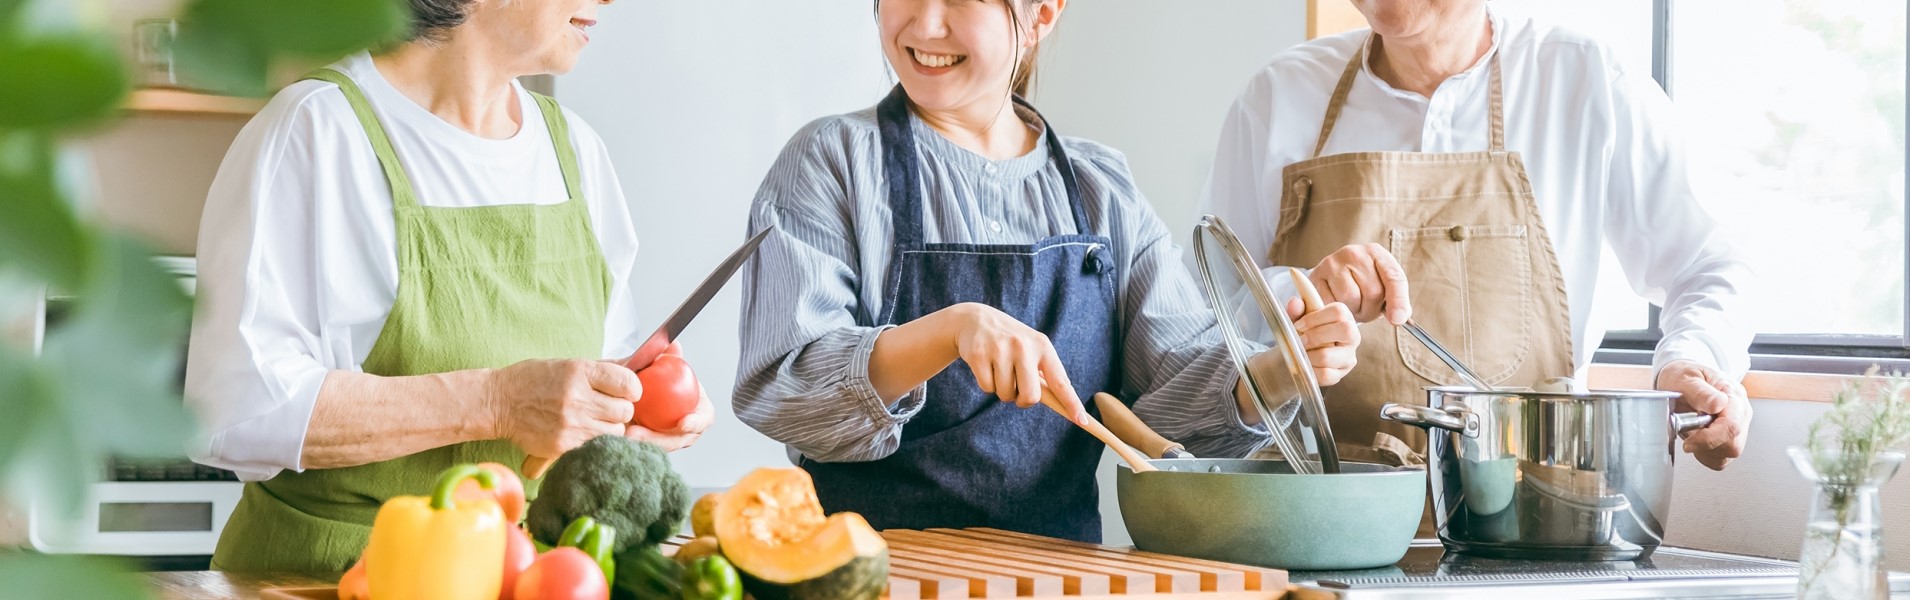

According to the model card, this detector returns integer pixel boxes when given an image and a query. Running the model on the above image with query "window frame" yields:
[1590,0,1910,375]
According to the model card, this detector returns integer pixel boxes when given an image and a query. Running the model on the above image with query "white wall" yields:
[1666,398,1910,570]
[1037,0,1307,250]
[554,2,893,489]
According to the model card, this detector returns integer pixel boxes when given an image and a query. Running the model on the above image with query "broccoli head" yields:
[528,435,690,551]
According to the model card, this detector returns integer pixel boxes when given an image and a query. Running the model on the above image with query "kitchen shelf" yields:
[124,88,264,117]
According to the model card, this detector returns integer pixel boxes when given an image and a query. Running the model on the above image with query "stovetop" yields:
[1285,541,1910,599]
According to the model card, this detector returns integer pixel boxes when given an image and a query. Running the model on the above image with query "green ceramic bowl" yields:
[1116,459,1425,570]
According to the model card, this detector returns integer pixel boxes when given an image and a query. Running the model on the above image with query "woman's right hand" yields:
[946,303,1090,423]
[485,359,640,458]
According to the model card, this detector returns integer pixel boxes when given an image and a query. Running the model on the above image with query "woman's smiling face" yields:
[878,0,1058,115]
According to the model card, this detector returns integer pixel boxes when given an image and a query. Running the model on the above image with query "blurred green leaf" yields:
[0,0,24,31]
[25,401,98,520]
[171,16,269,97]
[0,33,127,131]
[261,0,410,57]
[0,554,153,600]
[42,234,195,459]
[0,146,90,292]
[0,348,50,475]
[176,0,409,97]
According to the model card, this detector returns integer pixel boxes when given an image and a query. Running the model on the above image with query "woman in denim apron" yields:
[734,0,1362,542]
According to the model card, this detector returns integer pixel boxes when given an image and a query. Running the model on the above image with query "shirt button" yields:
[991,220,1004,233]
[1449,226,1468,241]
[985,164,999,174]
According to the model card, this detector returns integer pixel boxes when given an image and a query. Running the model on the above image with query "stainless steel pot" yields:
[1381,386,1714,561]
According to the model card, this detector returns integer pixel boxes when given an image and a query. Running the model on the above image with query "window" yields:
[1504,0,1908,373]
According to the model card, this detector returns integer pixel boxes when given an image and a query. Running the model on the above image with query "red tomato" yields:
[454,462,526,523]
[632,354,701,431]
[515,547,609,600]
[500,525,537,600]
[337,555,370,600]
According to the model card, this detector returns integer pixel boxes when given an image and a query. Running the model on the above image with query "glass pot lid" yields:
[1191,215,1340,474]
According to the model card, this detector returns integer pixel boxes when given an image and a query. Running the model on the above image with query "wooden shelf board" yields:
[124,89,265,117]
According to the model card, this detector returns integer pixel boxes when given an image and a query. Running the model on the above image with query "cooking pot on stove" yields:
[1382,386,1713,561]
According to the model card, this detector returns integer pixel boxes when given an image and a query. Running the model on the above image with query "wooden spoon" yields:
[1037,388,1157,473]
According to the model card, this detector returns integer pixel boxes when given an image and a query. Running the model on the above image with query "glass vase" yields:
[1791,446,1904,600]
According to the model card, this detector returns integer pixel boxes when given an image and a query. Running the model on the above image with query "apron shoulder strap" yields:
[1313,39,1369,159]
[876,85,927,248]
[1012,95,1092,235]
[1486,54,1507,152]
[529,91,585,200]
[301,68,420,209]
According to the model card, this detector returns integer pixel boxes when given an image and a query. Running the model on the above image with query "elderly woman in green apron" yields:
[185,0,712,572]
[1201,0,1754,472]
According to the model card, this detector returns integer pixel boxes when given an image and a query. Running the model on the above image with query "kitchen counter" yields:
[142,541,1910,599]
[147,571,333,600]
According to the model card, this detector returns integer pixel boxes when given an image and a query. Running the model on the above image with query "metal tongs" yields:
[1401,320,1494,392]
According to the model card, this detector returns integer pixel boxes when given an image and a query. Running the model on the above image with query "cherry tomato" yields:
[500,525,537,600]
[515,547,609,600]
[454,462,526,523]
[337,555,370,600]
[632,354,701,431]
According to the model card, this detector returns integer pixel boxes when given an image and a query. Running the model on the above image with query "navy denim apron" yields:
[802,86,1122,542]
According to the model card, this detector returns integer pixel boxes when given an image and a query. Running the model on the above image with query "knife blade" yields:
[623,228,772,371]
[521,228,772,478]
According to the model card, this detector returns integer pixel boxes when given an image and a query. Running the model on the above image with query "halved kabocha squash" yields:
[713,468,888,600]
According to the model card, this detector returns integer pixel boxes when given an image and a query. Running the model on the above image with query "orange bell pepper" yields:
[365,464,508,600]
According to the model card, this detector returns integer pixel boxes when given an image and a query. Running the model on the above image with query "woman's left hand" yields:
[1287,298,1359,386]
[625,388,715,451]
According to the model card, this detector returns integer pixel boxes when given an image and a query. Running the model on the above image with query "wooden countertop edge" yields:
[1588,364,1873,404]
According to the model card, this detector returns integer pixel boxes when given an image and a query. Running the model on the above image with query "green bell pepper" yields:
[680,555,742,600]
[556,516,618,588]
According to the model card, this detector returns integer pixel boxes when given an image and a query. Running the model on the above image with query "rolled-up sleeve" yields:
[732,122,926,464]
[185,90,332,482]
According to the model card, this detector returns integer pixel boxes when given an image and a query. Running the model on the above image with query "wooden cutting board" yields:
[662,527,1288,599]
[260,528,1289,599]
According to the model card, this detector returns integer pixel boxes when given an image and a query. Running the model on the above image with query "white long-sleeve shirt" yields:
[186,53,643,482]
[1200,12,1754,380]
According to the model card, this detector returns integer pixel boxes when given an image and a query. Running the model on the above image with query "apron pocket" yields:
[1387,224,1533,386]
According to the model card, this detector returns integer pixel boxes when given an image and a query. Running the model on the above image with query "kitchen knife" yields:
[521,228,772,478]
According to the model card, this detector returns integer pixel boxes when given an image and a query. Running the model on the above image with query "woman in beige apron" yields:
[1205,1,1755,526]
[186,0,711,572]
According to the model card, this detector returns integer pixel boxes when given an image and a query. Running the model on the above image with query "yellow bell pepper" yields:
[365,464,508,600]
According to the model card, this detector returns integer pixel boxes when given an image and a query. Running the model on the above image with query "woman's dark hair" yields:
[873,0,1044,98]
[404,0,477,43]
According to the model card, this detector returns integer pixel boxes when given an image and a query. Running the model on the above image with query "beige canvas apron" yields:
[1262,40,1576,533]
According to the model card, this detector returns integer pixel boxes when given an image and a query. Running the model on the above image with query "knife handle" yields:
[1093,393,1189,460]
[521,455,555,479]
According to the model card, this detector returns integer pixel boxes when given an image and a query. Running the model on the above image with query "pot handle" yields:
[1380,404,1481,439]
[1672,412,1715,434]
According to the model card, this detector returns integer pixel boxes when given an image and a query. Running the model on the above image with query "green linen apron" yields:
[210,68,612,572]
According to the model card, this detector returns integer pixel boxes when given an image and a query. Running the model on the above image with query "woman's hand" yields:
[949,303,1090,423]
[1287,297,1359,386]
[626,387,715,451]
[485,359,640,458]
